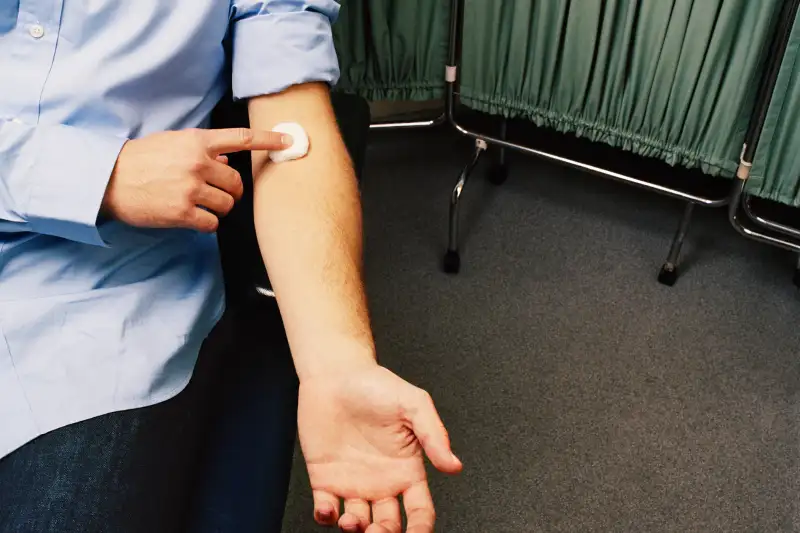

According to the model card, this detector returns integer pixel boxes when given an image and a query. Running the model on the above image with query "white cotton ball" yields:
[269,122,310,163]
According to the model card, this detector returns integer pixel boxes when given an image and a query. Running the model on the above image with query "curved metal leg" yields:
[729,180,800,252]
[444,139,488,273]
[658,202,695,286]
[741,194,800,287]
[743,193,800,239]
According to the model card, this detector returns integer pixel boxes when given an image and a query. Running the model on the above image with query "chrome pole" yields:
[444,139,487,273]
[658,203,696,286]
[448,114,729,206]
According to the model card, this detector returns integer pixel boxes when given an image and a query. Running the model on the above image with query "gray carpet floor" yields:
[282,128,800,533]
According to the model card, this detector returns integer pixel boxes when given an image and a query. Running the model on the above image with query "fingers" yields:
[182,207,219,233]
[193,185,235,216]
[370,498,401,533]
[328,495,429,533]
[313,490,340,526]
[215,155,228,164]
[203,128,290,156]
[403,482,436,533]
[340,499,371,532]
[315,495,400,533]
[405,391,463,475]
[201,160,244,201]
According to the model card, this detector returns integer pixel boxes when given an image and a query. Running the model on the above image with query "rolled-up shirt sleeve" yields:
[230,0,341,100]
[0,119,126,246]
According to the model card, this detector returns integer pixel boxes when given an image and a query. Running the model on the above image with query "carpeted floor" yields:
[282,127,800,533]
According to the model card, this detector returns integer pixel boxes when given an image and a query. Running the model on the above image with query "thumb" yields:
[404,389,463,474]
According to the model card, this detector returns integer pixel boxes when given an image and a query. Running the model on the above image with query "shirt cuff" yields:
[231,10,341,100]
[26,125,127,247]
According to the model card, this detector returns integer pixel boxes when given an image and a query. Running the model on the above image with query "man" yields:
[0,2,461,532]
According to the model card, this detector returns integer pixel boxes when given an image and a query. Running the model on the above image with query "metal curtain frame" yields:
[440,0,748,285]
[362,0,800,283]
[727,0,800,272]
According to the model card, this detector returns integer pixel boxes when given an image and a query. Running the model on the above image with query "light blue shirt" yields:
[0,0,340,459]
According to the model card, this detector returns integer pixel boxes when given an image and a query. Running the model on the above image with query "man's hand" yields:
[102,128,289,232]
[298,363,462,533]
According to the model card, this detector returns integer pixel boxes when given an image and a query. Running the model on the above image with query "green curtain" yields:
[332,0,450,101]
[459,0,782,178]
[748,14,800,206]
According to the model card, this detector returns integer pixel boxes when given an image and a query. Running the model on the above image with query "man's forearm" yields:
[248,83,376,381]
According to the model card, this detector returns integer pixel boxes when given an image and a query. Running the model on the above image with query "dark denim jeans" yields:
[0,300,299,533]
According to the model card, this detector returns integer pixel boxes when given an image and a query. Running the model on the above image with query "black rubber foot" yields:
[443,250,461,274]
[487,163,509,185]
[793,269,800,289]
[658,264,678,286]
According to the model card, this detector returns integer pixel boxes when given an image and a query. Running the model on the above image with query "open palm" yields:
[297,365,462,533]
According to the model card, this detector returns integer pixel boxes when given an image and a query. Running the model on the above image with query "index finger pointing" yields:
[204,128,290,155]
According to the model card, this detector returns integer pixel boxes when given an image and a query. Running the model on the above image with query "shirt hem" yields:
[0,362,195,461]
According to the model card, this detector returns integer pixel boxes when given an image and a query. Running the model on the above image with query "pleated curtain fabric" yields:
[332,0,450,101]
[458,0,782,178]
[749,13,800,207]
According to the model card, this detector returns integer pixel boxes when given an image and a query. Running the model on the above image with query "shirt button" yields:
[29,24,45,39]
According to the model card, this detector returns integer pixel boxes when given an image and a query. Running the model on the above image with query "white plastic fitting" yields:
[269,122,310,163]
